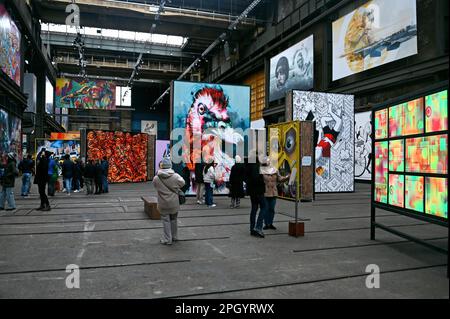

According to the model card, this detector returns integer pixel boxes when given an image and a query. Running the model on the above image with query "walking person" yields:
[62,154,74,195]
[83,159,95,195]
[0,153,18,211]
[203,161,216,208]
[194,161,205,204]
[229,155,245,208]
[101,156,109,193]
[18,154,34,197]
[94,159,103,194]
[72,158,82,193]
[152,157,185,245]
[260,157,289,230]
[244,155,266,238]
[47,154,58,196]
[34,151,51,211]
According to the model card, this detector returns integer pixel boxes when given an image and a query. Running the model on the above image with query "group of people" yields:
[152,154,289,245]
[0,150,110,212]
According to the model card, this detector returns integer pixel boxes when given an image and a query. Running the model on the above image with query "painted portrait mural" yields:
[171,81,250,195]
[0,4,21,86]
[0,108,22,161]
[292,91,354,193]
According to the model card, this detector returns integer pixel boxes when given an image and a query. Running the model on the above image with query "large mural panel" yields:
[332,0,417,81]
[0,108,22,161]
[292,91,354,193]
[0,4,21,86]
[35,139,80,161]
[56,78,116,110]
[171,81,250,194]
[355,111,372,180]
[86,130,148,183]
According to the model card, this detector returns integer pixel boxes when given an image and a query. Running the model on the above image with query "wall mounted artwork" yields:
[0,108,22,161]
[0,4,21,86]
[35,139,80,161]
[155,140,170,174]
[355,111,372,180]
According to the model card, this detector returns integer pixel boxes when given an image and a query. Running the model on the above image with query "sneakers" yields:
[197,200,203,204]
[160,239,172,245]
[263,224,277,230]
[41,206,51,211]
[208,204,217,208]
[251,230,265,238]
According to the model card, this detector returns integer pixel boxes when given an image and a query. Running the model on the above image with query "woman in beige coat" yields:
[153,157,185,245]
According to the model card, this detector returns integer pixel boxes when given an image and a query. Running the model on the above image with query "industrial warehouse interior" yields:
[0,0,448,307]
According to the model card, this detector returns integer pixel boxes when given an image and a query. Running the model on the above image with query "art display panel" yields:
[0,108,22,161]
[405,135,448,174]
[171,81,250,195]
[292,90,354,193]
[155,140,170,174]
[355,111,372,180]
[0,4,21,86]
[56,78,116,110]
[388,174,404,208]
[374,109,387,139]
[35,139,80,161]
[425,90,448,133]
[388,98,424,138]
[405,175,424,213]
[425,177,448,219]
[87,131,148,183]
[269,35,313,102]
[388,139,404,172]
[332,0,418,81]
[374,141,388,203]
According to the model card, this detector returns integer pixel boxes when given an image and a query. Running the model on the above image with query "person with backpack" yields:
[34,151,51,211]
[47,153,58,196]
[18,154,34,197]
[152,157,185,245]
[0,153,19,211]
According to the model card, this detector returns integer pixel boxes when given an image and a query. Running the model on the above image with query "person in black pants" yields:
[244,155,266,238]
[34,151,51,211]
[94,159,103,194]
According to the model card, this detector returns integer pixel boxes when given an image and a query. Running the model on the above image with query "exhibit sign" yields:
[155,140,170,173]
[269,35,314,102]
[171,80,250,195]
[55,78,116,110]
[292,90,355,193]
[35,139,81,161]
[332,0,418,81]
[141,120,158,136]
[0,4,21,86]
[86,130,148,183]
[0,108,22,161]
[373,89,448,220]
[355,111,372,180]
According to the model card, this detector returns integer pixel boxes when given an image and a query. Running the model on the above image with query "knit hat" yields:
[161,157,172,169]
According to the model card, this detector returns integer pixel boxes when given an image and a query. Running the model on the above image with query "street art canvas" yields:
[425,90,448,133]
[405,175,424,213]
[355,111,372,180]
[87,131,148,183]
[374,141,388,203]
[35,139,80,161]
[388,174,404,208]
[374,108,387,139]
[406,134,448,174]
[155,140,170,174]
[171,81,250,195]
[0,4,21,86]
[269,35,314,102]
[0,108,22,161]
[388,97,423,138]
[425,177,448,219]
[389,139,404,172]
[332,0,417,81]
[292,91,354,193]
[55,78,116,110]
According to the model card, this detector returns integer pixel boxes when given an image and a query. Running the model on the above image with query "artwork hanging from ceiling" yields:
[269,35,314,102]
[0,108,22,161]
[332,0,418,81]
[86,130,148,183]
[354,111,372,180]
[0,4,21,87]
[171,81,250,195]
[55,78,116,110]
[292,90,354,193]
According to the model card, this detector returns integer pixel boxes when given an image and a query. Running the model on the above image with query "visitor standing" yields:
[152,157,185,245]
[34,151,51,211]
[72,159,82,193]
[83,159,95,195]
[203,161,216,208]
[94,159,103,194]
[18,154,34,197]
[62,154,74,195]
[245,155,266,238]
[0,153,18,211]
[229,155,245,208]
[101,156,109,193]
[194,162,205,204]
[47,154,57,196]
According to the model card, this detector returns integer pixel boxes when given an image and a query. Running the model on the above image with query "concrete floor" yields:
[0,182,448,299]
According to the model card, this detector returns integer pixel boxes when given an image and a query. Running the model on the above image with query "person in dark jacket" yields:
[18,154,34,197]
[229,155,246,208]
[0,153,18,211]
[244,155,267,238]
[62,154,74,195]
[47,154,57,196]
[34,151,51,211]
[180,166,191,194]
[94,159,103,194]
[84,159,96,195]
[101,156,109,193]
[72,158,82,193]
[194,162,205,204]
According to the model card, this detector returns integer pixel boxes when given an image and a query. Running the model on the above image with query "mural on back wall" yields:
[56,78,116,110]
[0,108,22,161]
[355,111,372,181]
[35,139,80,161]
[172,81,250,195]
[0,4,21,86]
[292,91,354,193]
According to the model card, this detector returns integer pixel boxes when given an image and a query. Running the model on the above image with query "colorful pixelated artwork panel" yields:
[425,177,448,219]
[388,174,404,207]
[405,175,424,213]
[388,103,404,138]
[406,134,448,174]
[375,109,387,139]
[389,139,404,172]
[374,141,388,203]
[425,90,448,133]
[388,98,424,138]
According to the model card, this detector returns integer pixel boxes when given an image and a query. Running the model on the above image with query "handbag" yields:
[160,177,186,205]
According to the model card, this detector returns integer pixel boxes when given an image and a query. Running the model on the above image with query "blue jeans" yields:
[0,186,16,209]
[102,175,109,192]
[250,194,266,232]
[205,183,213,206]
[264,197,277,226]
[64,178,72,194]
[48,177,55,196]
[21,173,32,196]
